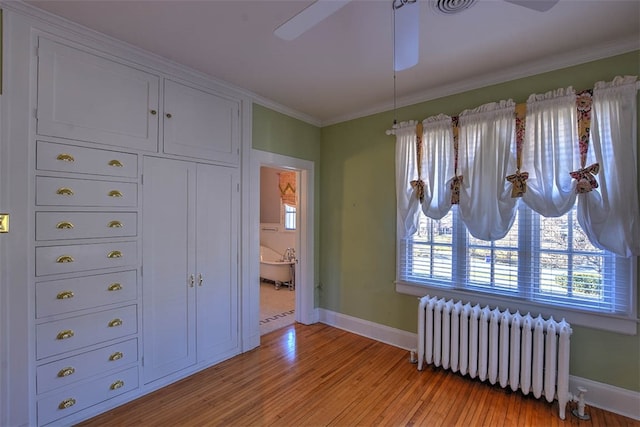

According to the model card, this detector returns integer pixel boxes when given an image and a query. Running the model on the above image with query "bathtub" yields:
[260,245,295,289]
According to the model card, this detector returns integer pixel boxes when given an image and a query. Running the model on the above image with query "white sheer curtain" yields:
[420,114,454,219]
[457,100,518,240]
[521,88,579,216]
[394,77,639,255]
[577,76,640,257]
[395,121,420,238]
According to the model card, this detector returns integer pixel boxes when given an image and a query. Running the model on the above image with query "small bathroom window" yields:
[283,204,296,230]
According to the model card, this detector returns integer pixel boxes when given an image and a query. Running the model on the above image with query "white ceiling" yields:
[23,0,640,126]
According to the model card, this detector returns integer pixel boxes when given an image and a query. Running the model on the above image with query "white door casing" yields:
[248,149,317,343]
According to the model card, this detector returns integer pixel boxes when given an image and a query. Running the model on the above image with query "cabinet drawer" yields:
[37,141,138,178]
[36,176,137,207]
[37,338,138,394]
[37,366,138,426]
[36,241,137,276]
[36,305,137,360]
[36,270,137,318]
[36,212,137,241]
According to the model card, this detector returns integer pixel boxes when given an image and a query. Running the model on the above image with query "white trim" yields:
[569,376,640,421]
[0,58,6,427]
[318,308,640,421]
[0,1,322,128]
[249,150,316,335]
[318,308,417,351]
[0,2,230,94]
[252,95,322,128]
[5,1,637,129]
[396,281,638,335]
[322,35,640,127]
[241,101,260,352]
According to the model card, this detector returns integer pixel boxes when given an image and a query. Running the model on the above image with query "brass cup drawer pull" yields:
[56,187,74,196]
[57,367,75,378]
[108,190,123,198]
[108,159,124,168]
[107,220,123,228]
[108,318,123,328]
[107,283,123,292]
[58,398,76,410]
[107,250,122,259]
[110,380,125,390]
[109,351,124,361]
[56,290,75,300]
[56,330,74,340]
[56,153,75,162]
[56,255,74,264]
[55,221,74,229]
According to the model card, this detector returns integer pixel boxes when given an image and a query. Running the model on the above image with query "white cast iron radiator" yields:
[418,295,573,419]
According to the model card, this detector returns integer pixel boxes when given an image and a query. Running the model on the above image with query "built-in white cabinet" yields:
[3,14,248,426]
[163,79,240,165]
[142,156,239,384]
[36,37,240,166]
[36,37,160,152]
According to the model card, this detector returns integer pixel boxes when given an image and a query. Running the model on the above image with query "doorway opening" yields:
[259,166,298,335]
[248,149,315,346]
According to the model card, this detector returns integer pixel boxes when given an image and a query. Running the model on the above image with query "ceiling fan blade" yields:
[394,1,419,71]
[504,0,559,12]
[275,0,352,41]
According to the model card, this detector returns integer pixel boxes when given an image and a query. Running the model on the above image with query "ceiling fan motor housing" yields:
[432,0,478,14]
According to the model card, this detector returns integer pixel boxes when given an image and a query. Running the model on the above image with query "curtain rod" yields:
[385,78,640,136]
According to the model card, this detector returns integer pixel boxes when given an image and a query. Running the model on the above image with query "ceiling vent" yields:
[432,0,478,14]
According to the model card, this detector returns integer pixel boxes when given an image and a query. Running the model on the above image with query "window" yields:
[400,205,631,316]
[283,203,296,230]
[394,78,639,333]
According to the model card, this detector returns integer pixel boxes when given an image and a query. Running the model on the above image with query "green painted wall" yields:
[252,52,640,392]
[252,104,321,162]
[252,104,322,300]
[319,51,640,392]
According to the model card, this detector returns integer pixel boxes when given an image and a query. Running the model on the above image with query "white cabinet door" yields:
[195,164,239,361]
[37,37,159,151]
[163,80,240,165]
[142,157,196,383]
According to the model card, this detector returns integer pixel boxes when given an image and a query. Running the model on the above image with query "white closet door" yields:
[142,157,196,383]
[195,164,239,361]
[37,37,159,151]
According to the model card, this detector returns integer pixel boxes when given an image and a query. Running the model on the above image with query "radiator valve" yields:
[409,349,418,364]
[571,386,590,420]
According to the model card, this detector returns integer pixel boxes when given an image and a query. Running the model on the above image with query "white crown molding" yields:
[4,2,637,130]
[1,0,320,125]
[318,308,640,421]
[0,2,235,94]
[321,35,640,127]
[252,95,322,128]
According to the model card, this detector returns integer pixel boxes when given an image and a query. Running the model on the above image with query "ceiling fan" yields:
[274,0,559,71]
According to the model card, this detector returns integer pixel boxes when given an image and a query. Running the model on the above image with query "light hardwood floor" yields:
[79,323,638,426]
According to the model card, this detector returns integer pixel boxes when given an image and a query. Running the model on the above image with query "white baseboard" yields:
[569,375,640,421]
[317,308,640,421]
[317,308,417,351]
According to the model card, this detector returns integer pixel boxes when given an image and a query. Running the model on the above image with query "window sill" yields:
[396,280,638,335]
